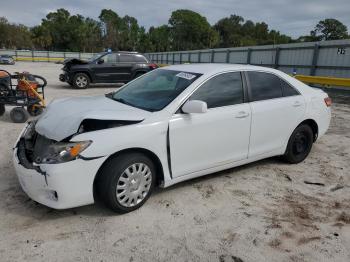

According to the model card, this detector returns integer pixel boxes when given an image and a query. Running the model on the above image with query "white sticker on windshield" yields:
[176,72,196,80]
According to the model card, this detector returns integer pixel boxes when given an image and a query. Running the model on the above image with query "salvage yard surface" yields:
[0,62,349,262]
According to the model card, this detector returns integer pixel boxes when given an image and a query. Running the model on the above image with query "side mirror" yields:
[97,59,104,64]
[182,100,207,114]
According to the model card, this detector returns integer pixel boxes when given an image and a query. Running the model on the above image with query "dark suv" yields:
[59,52,158,89]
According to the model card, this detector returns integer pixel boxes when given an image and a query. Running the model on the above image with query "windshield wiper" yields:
[105,92,114,99]
[113,97,135,107]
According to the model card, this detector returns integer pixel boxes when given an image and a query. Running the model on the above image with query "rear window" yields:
[134,55,148,63]
[247,72,283,101]
[119,54,134,63]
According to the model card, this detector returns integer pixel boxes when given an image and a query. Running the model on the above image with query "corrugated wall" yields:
[146,39,350,77]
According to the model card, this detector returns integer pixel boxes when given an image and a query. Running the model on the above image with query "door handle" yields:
[293,101,302,107]
[235,111,250,118]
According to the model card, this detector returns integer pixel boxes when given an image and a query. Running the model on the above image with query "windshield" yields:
[111,69,202,112]
[88,53,105,62]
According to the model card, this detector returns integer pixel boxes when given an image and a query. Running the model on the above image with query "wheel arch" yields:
[131,70,148,79]
[298,119,319,142]
[93,147,165,199]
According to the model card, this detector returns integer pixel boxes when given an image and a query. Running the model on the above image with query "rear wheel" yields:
[10,107,29,123]
[0,104,5,116]
[73,73,90,89]
[283,124,313,164]
[96,152,156,213]
[133,72,145,79]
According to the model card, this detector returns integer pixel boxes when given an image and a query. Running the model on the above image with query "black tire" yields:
[68,81,74,87]
[10,107,29,123]
[0,104,5,116]
[72,73,90,89]
[283,124,313,164]
[96,152,156,213]
[27,104,43,116]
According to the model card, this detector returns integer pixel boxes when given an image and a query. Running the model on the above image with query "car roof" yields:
[161,63,278,75]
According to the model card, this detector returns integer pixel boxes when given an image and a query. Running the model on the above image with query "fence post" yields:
[166,53,169,64]
[172,53,175,64]
[226,49,230,63]
[198,51,201,63]
[32,50,34,62]
[47,51,50,62]
[64,52,66,60]
[211,49,215,63]
[15,50,18,61]
[310,44,320,76]
[247,48,252,64]
[274,47,280,69]
[188,52,191,63]
[179,53,182,64]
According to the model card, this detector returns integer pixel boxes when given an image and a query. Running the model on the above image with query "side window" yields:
[119,54,134,63]
[134,55,148,63]
[281,79,300,97]
[248,72,283,101]
[102,53,117,63]
[190,72,244,109]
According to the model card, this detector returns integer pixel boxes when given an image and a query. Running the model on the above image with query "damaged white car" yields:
[13,64,331,213]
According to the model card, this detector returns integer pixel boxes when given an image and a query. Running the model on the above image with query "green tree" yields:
[169,9,218,50]
[214,15,244,47]
[148,25,171,52]
[310,18,348,40]
[99,9,122,50]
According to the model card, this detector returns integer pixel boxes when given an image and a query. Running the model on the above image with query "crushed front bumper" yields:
[13,125,107,209]
[59,73,68,82]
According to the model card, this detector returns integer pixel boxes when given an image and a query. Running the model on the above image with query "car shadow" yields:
[152,157,285,196]
[4,156,286,221]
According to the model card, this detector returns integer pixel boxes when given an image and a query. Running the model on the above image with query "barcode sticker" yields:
[176,72,196,80]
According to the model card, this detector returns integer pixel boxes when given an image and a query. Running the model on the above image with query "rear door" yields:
[246,71,306,157]
[115,54,135,82]
[169,72,251,178]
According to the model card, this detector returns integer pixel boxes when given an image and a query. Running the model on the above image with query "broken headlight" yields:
[40,140,92,164]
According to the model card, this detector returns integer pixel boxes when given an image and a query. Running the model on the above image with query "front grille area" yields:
[17,123,55,168]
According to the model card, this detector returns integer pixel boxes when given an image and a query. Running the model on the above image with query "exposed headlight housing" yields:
[41,140,92,164]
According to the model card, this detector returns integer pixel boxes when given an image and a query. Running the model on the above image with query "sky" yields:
[0,0,349,38]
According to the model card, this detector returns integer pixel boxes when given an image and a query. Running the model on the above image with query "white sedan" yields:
[13,64,331,213]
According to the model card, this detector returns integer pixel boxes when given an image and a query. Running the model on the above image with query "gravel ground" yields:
[0,62,349,262]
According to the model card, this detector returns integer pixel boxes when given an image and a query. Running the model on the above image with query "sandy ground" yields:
[0,62,349,262]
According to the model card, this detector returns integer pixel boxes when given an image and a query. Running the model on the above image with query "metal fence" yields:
[146,39,350,78]
[0,49,96,62]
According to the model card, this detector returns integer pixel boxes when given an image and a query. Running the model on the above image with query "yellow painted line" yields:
[15,57,64,62]
[295,74,350,87]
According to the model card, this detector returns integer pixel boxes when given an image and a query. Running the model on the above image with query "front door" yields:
[169,72,251,178]
[91,53,120,82]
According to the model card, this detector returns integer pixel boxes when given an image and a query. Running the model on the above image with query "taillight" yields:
[324,97,332,107]
[149,63,158,69]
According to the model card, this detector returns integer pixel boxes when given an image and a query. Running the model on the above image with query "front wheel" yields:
[96,153,156,213]
[283,124,313,164]
[73,73,90,89]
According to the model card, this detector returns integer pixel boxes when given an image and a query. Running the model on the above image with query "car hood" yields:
[35,95,151,141]
[63,58,89,65]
